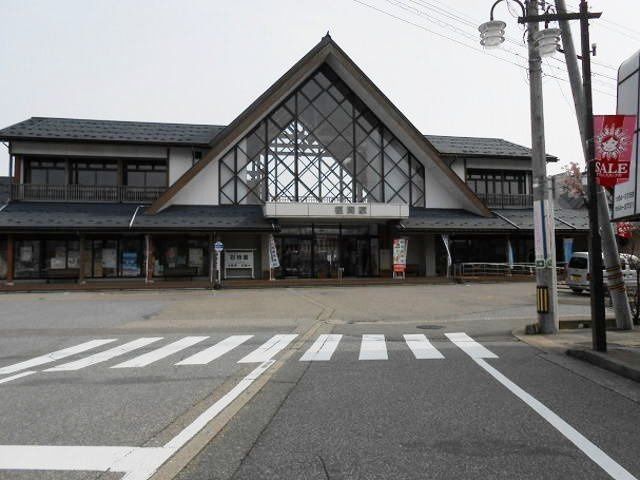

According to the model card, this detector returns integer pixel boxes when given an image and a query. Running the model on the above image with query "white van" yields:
[566,252,639,294]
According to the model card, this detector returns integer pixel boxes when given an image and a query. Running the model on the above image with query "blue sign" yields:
[214,241,224,253]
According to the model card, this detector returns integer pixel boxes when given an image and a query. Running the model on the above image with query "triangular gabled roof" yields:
[147,34,490,216]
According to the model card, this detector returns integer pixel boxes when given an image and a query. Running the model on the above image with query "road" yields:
[0,283,637,480]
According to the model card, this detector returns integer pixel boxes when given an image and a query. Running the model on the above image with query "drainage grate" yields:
[416,324,443,330]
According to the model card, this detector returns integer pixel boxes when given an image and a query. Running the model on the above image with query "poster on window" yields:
[20,246,33,263]
[121,251,139,276]
[102,248,117,269]
[188,248,203,267]
[67,250,80,269]
[594,115,637,188]
[392,238,408,273]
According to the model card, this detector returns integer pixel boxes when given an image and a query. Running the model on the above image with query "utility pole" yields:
[526,0,559,333]
[579,0,607,350]
[555,0,633,331]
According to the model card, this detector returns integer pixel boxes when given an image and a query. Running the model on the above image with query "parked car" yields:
[566,252,639,294]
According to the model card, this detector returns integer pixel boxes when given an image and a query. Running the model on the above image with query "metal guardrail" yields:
[453,262,566,278]
[475,193,533,208]
[11,184,165,203]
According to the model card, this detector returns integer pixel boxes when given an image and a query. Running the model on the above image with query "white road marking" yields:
[300,334,342,361]
[474,358,637,480]
[445,332,498,359]
[403,334,444,359]
[0,359,276,480]
[45,338,163,371]
[176,335,253,365]
[237,334,297,363]
[0,339,117,375]
[111,336,209,368]
[0,371,36,385]
[359,334,388,360]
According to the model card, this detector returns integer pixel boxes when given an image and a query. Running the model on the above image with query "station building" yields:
[0,35,588,288]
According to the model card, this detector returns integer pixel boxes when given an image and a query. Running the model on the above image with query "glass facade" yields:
[154,237,209,277]
[220,65,425,206]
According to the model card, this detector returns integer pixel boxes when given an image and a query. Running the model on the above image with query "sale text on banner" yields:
[594,115,637,188]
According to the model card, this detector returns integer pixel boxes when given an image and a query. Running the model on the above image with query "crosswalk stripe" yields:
[0,339,117,375]
[237,334,297,363]
[0,371,37,385]
[445,332,498,359]
[44,338,163,372]
[111,336,209,368]
[176,335,253,365]
[359,334,388,360]
[300,334,342,361]
[403,334,445,359]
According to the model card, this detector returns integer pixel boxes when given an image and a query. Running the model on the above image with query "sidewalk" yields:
[515,327,640,382]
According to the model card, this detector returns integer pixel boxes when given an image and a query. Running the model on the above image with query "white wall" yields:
[465,157,533,171]
[11,141,168,159]
[168,147,194,186]
[169,156,219,206]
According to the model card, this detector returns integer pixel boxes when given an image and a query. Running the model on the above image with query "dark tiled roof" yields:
[135,205,275,231]
[0,202,138,230]
[0,202,274,231]
[425,135,558,160]
[403,207,589,232]
[0,117,225,147]
[494,208,589,232]
[0,117,547,160]
[402,208,516,232]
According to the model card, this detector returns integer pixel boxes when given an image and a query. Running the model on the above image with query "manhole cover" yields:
[416,324,443,330]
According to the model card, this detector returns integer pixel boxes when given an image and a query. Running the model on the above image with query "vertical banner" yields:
[392,238,408,277]
[507,238,514,267]
[594,115,637,188]
[562,238,574,265]
[533,199,554,268]
[268,234,280,269]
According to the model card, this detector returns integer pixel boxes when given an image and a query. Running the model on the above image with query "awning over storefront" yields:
[135,205,275,231]
[400,207,590,233]
[0,203,276,232]
[0,202,138,231]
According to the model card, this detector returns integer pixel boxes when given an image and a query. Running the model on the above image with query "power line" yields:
[351,0,617,97]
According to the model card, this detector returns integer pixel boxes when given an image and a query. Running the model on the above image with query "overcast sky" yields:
[1,0,638,176]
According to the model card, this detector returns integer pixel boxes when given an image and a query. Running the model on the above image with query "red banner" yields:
[594,115,637,188]
[616,222,634,239]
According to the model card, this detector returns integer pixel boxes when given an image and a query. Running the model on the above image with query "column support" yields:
[6,235,14,286]
[78,235,86,284]
[145,234,154,284]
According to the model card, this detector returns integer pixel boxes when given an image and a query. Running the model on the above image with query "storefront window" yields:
[43,240,80,273]
[91,240,119,278]
[0,238,7,279]
[15,240,41,278]
[120,238,143,277]
[154,238,209,277]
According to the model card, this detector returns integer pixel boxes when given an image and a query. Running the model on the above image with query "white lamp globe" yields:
[479,20,507,48]
[534,28,561,57]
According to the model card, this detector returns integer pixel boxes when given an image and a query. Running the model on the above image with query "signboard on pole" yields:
[594,115,636,188]
[268,234,280,269]
[392,238,408,278]
[214,241,224,253]
[613,51,640,220]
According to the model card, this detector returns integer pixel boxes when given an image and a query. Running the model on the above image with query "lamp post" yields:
[479,0,607,349]
[479,0,559,334]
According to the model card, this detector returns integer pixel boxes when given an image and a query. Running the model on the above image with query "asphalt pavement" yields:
[0,283,637,480]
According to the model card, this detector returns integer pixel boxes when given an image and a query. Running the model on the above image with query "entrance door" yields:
[341,236,372,277]
[277,237,312,278]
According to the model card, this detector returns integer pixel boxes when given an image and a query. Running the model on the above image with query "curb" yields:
[566,349,640,383]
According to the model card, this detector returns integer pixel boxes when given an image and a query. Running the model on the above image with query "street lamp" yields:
[478,0,560,334]
[478,0,608,350]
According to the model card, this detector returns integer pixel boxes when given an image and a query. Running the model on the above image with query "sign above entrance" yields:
[263,202,409,220]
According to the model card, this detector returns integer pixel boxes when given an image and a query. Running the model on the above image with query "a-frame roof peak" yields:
[148,36,489,216]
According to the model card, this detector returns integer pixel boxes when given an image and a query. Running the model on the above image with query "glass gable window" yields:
[466,169,528,195]
[219,64,425,206]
